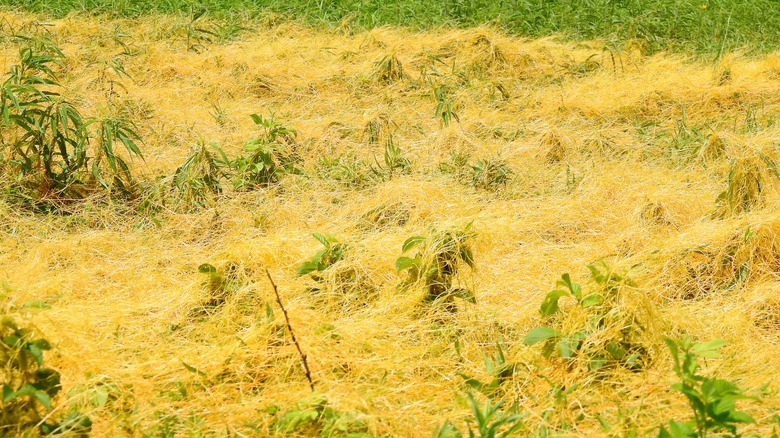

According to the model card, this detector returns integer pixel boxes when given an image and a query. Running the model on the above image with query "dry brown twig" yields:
[265,268,315,392]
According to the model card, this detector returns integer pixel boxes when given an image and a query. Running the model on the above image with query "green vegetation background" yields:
[3,0,780,54]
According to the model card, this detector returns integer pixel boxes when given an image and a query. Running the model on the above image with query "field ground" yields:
[2,8,780,437]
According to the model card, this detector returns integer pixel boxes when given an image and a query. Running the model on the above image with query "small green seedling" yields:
[297,233,348,279]
[458,343,515,397]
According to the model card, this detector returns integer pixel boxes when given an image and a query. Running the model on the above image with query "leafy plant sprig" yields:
[396,224,476,309]
[659,338,758,438]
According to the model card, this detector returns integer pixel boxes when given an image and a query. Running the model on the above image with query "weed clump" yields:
[0,41,143,209]
[542,130,569,164]
[0,296,90,435]
[714,153,778,217]
[298,234,378,310]
[524,263,659,372]
[396,224,476,312]
[272,395,370,437]
[658,220,780,299]
[375,54,404,84]
[696,133,727,164]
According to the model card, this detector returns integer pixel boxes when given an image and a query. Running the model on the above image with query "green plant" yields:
[458,343,515,398]
[439,150,472,177]
[274,395,371,437]
[434,86,459,127]
[433,393,524,438]
[297,233,348,279]
[523,263,650,371]
[396,224,476,311]
[714,153,779,217]
[669,107,706,164]
[192,263,245,316]
[659,338,758,438]
[470,158,512,191]
[182,8,217,52]
[0,41,143,206]
[171,142,230,211]
[316,153,372,188]
[230,114,302,190]
[0,317,61,432]
[375,54,404,84]
[369,137,411,181]
[0,304,90,436]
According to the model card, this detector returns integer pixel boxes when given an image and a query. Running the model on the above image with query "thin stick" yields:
[265,269,315,392]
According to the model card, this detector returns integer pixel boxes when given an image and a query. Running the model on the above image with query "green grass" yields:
[3,0,780,54]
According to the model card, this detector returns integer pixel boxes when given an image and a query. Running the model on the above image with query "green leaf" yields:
[32,390,51,409]
[297,261,319,276]
[459,246,475,269]
[401,235,426,253]
[692,339,727,357]
[457,373,489,395]
[666,420,696,437]
[33,368,61,396]
[181,360,207,377]
[580,293,602,308]
[2,384,13,402]
[540,290,568,316]
[21,299,50,309]
[557,337,581,359]
[198,264,217,274]
[395,256,420,272]
[433,420,463,438]
[312,233,331,248]
[557,273,582,300]
[28,342,43,366]
[524,326,560,346]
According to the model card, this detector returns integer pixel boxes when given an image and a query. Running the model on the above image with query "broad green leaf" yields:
[2,384,13,402]
[297,261,318,276]
[557,337,581,359]
[198,264,217,274]
[32,390,51,409]
[28,343,43,366]
[524,326,560,346]
[580,293,602,308]
[664,420,696,437]
[540,290,568,316]
[395,256,420,272]
[692,339,727,357]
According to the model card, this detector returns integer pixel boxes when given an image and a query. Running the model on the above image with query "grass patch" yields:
[2,0,780,54]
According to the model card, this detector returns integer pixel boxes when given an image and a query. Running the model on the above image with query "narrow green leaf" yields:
[402,235,426,253]
[312,233,330,248]
[181,360,207,377]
